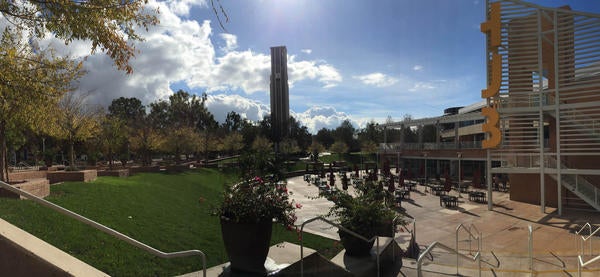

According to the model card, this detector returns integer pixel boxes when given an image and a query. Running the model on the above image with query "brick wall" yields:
[129,166,161,175]
[8,171,47,181]
[98,169,130,177]
[47,170,98,184]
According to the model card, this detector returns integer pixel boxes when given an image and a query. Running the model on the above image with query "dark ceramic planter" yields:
[220,218,273,274]
[338,229,374,257]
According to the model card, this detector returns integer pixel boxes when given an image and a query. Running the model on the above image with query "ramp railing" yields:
[0,181,207,277]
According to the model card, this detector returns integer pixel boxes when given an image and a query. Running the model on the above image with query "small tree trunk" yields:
[108,148,114,170]
[70,141,76,170]
[0,121,8,182]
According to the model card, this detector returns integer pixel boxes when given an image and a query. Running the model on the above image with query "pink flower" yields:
[254,176,263,184]
[295,203,303,209]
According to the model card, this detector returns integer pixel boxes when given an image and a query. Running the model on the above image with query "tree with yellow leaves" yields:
[0,28,83,181]
[0,0,159,73]
[53,92,102,170]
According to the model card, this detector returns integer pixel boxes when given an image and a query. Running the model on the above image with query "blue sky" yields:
[10,0,600,133]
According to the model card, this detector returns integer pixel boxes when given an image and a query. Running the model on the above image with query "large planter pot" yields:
[374,222,395,237]
[338,229,374,257]
[220,218,273,274]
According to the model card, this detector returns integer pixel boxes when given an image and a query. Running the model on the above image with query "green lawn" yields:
[0,169,341,276]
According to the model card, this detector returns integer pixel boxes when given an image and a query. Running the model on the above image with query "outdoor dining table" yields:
[457,182,470,193]
[431,185,447,196]
[396,188,410,200]
[440,195,458,207]
[469,191,486,203]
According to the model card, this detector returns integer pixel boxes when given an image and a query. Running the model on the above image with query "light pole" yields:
[457,152,462,198]
[423,152,428,185]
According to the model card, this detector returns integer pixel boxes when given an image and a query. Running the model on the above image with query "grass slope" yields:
[0,169,340,276]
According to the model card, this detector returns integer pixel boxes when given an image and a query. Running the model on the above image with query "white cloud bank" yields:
[413,65,423,71]
[353,72,398,88]
[7,0,343,113]
[205,94,357,133]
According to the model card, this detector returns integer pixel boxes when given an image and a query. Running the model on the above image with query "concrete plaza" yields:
[286,174,600,276]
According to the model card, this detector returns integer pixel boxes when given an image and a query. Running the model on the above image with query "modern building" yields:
[380,0,600,215]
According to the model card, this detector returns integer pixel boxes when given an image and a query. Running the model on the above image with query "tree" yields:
[98,116,127,169]
[288,116,311,152]
[361,141,379,155]
[54,92,102,169]
[252,136,273,155]
[220,132,245,156]
[280,138,300,156]
[0,0,159,73]
[223,111,243,133]
[309,141,325,162]
[129,117,163,166]
[334,120,359,152]
[108,97,145,122]
[161,127,200,164]
[147,90,218,161]
[315,128,335,149]
[0,28,83,181]
[358,120,383,143]
[330,141,349,161]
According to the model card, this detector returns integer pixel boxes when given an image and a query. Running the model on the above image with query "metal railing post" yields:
[529,225,534,274]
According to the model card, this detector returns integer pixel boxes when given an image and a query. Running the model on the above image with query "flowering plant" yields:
[214,176,298,230]
[324,179,399,238]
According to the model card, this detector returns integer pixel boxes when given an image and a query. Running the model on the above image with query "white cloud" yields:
[294,106,355,133]
[353,72,398,88]
[301,49,312,54]
[167,0,207,16]
[413,65,424,71]
[219,33,238,52]
[14,0,343,108]
[288,56,342,89]
[408,80,446,92]
[205,94,270,123]
[204,95,357,134]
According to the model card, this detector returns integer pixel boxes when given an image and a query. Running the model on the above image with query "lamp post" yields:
[423,152,428,185]
[457,152,462,198]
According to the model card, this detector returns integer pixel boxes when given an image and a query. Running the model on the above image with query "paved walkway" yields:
[286,173,600,275]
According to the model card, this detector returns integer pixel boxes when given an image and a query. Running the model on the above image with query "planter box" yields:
[0,179,50,199]
[128,166,161,175]
[47,170,97,184]
[97,169,129,178]
[8,171,48,181]
[165,165,189,173]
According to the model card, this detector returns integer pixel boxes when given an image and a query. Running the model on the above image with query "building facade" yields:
[380,0,600,214]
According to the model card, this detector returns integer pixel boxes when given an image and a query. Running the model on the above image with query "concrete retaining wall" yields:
[0,218,108,276]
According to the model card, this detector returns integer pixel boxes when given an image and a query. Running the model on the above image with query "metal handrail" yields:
[394,217,416,261]
[456,223,482,275]
[0,181,207,277]
[578,254,600,277]
[299,216,382,277]
[575,222,600,258]
[417,241,481,277]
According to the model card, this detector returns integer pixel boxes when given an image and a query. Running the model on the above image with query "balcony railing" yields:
[380,141,482,151]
